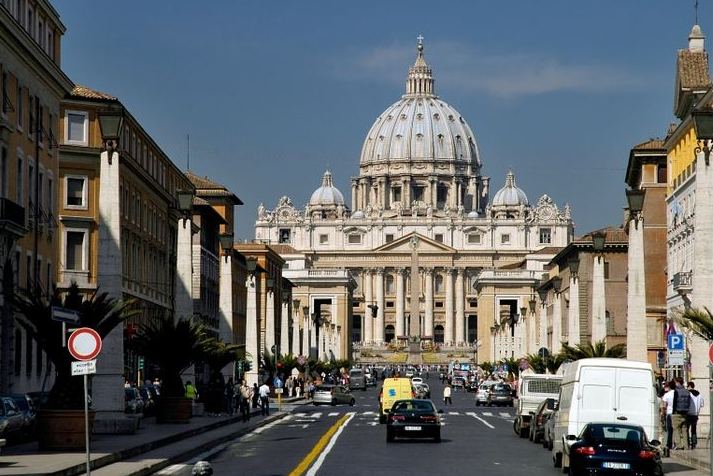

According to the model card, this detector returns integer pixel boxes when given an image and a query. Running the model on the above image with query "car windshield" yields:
[392,400,435,412]
[581,424,644,446]
[493,384,511,391]
[315,386,333,392]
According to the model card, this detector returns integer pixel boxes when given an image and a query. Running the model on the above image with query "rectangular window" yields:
[434,234,444,243]
[25,332,32,376]
[539,228,552,244]
[435,301,444,308]
[386,301,394,308]
[501,234,511,244]
[348,233,362,244]
[65,176,86,208]
[14,329,21,376]
[467,233,481,244]
[16,157,22,205]
[65,231,85,271]
[13,250,19,287]
[66,111,87,144]
[16,85,23,129]
[385,234,394,243]
[47,177,53,213]
[604,261,610,280]
[319,234,329,244]
[2,72,8,116]
[0,147,7,198]
[278,228,290,244]
[25,254,31,289]
[392,187,401,202]
[38,170,43,211]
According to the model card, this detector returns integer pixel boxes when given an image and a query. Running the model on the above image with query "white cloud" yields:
[331,40,644,98]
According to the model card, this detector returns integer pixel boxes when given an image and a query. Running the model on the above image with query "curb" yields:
[669,451,710,473]
[49,408,270,476]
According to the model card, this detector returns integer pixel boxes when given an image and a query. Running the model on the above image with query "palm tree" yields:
[201,340,246,413]
[545,353,567,374]
[525,354,547,374]
[676,307,713,341]
[479,361,494,375]
[14,283,139,410]
[559,340,626,361]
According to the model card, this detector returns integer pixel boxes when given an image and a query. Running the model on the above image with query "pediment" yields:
[374,232,455,253]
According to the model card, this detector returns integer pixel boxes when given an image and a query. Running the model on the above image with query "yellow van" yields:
[379,377,415,423]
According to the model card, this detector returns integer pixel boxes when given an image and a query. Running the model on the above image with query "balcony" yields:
[673,271,693,295]
[0,197,26,238]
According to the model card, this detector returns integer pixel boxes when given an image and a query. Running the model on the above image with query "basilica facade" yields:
[254,39,574,363]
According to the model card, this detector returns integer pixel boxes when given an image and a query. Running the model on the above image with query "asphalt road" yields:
[158,378,706,476]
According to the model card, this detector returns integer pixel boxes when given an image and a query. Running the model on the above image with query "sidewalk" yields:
[0,397,303,476]
[671,447,710,473]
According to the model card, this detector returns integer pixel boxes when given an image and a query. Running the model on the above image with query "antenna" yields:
[186,134,190,170]
[695,0,699,24]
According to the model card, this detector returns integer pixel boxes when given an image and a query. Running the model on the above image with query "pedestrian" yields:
[239,380,252,422]
[661,381,674,454]
[687,381,704,449]
[225,378,235,415]
[443,383,452,405]
[286,376,294,398]
[259,381,271,416]
[252,383,260,409]
[672,377,692,450]
[185,380,199,401]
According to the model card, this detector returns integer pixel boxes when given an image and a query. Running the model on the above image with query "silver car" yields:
[313,384,356,406]
[476,383,496,406]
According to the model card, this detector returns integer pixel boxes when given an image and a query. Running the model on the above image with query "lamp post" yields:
[591,231,607,343]
[97,110,124,165]
[626,189,647,362]
[537,286,549,355]
[219,233,234,262]
[176,190,193,228]
[567,254,581,346]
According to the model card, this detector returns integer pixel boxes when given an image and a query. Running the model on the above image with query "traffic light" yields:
[138,356,145,371]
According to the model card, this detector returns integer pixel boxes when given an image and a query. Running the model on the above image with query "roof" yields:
[677,50,712,90]
[631,138,665,151]
[70,85,118,101]
[533,246,563,255]
[185,171,242,205]
[269,244,299,255]
[626,138,666,187]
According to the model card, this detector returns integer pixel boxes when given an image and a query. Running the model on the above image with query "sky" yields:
[56,0,710,239]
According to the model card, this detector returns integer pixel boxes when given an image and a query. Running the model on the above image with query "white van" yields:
[552,358,657,471]
[513,373,562,438]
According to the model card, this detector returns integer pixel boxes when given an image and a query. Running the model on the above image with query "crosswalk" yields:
[288,410,515,429]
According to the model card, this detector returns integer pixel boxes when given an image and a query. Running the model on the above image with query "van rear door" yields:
[616,367,654,438]
[578,366,616,426]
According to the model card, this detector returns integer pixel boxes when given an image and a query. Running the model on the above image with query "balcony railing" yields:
[673,271,693,294]
[0,197,26,237]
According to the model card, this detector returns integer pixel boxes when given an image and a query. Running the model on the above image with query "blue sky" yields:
[57,1,708,239]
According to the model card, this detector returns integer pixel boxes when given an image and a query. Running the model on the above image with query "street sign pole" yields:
[84,372,90,476]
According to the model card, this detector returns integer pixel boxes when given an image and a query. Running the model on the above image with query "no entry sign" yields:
[68,328,102,361]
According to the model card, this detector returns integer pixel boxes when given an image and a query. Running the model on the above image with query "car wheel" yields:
[519,424,529,438]
[313,402,319,406]
[553,451,562,468]
[386,429,394,442]
[379,414,386,424]
[350,399,355,406]
[475,401,479,407]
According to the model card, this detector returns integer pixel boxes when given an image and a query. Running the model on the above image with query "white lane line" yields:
[288,424,310,429]
[310,412,322,418]
[306,412,356,476]
[362,411,375,415]
[467,412,495,429]
[295,412,307,417]
[499,412,512,417]
[448,411,460,415]
[328,412,339,417]
[482,411,494,417]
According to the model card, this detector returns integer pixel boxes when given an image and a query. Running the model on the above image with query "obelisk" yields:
[408,236,422,362]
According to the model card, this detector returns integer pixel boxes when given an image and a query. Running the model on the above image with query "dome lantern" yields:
[406,34,435,97]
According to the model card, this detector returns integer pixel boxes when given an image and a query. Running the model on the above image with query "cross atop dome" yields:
[406,35,434,97]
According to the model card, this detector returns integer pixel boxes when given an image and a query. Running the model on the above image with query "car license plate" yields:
[404,426,422,431]
[602,462,630,470]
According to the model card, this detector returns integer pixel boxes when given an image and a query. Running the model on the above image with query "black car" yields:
[529,397,557,443]
[386,399,442,443]
[565,422,663,476]
[6,394,36,438]
[487,383,514,407]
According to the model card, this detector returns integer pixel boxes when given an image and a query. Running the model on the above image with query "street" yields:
[158,379,705,476]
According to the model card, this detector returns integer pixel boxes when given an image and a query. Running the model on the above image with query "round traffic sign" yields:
[709,343,713,367]
[68,327,102,361]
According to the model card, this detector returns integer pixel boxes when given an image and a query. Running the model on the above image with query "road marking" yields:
[288,413,354,476]
[499,412,512,417]
[362,411,375,415]
[328,412,339,416]
[448,411,460,415]
[467,412,495,429]
[289,424,310,429]
[482,412,493,416]
[295,412,307,417]
[310,412,322,418]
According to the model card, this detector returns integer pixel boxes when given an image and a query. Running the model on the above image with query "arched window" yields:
[352,315,362,343]
[434,325,445,343]
[385,274,395,295]
[385,325,395,343]
[435,274,444,294]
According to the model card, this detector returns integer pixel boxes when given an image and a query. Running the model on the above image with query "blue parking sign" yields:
[667,333,685,351]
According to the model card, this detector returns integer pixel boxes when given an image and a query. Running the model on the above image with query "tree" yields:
[525,354,547,374]
[479,361,494,375]
[545,353,567,374]
[559,340,626,361]
[201,340,246,412]
[676,307,713,341]
[14,283,139,410]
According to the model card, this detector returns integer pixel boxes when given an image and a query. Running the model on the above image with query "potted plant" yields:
[130,317,208,423]
[14,283,138,450]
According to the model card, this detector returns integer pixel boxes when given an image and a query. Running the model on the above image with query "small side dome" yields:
[492,170,528,207]
[309,170,345,207]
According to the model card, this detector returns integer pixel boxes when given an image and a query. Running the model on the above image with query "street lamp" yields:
[176,189,193,228]
[692,108,713,164]
[626,189,646,221]
[528,297,537,315]
[97,109,124,165]
[551,276,562,293]
[246,257,258,275]
[219,233,234,262]
[592,230,606,254]
[567,254,580,278]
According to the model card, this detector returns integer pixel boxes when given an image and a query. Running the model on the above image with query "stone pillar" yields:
[351,180,358,211]
[280,299,290,357]
[375,268,385,343]
[219,254,235,380]
[527,309,537,355]
[245,274,259,386]
[94,148,125,416]
[568,275,580,347]
[395,269,405,338]
[539,300,547,352]
[626,216,646,362]
[424,269,434,337]
[265,290,275,355]
[302,312,310,358]
[552,292,563,354]
[291,307,300,356]
[591,254,607,343]
[364,269,373,343]
[456,180,462,208]
[403,178,411,207]
[431,178,438,206]
[310,317,317,360]
[455,269,465,344]
[444,268,454,344]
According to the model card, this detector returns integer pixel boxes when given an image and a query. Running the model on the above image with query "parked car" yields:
[529,397,558,443]
[564,422,663,476]
[543,409,556,450]
[125,387,144,414]
[7,394,36,438]
[0,397,26,441]
[475,382,496,406]
[513,373,561,438]
[386,399,442,443]
[313,385,356,406]
[487,383,514,407]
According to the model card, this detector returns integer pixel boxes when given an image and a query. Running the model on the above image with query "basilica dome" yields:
[310,170,345,207]
[492,171,528,207]
[359,40,480,168]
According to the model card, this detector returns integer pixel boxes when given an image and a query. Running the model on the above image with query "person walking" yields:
[225,378,235,415]
[687,381,704,449]
[286,376,294,398]
[239,380,252,422]
[661,381,674,455]
[252,383,260,409]
[672,377,692,450]
[259,381,271,416]
[185,380,199,401]
[443,383,452,405]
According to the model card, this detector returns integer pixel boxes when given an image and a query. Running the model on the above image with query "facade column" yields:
[351,180,358,211]
[265,290,275,355]
[591,254,607,343]
[456,180,462,208]
[424,269,434,337]
[552,292,563,354]
[567,275,580,346]
[302,312,310,358]
[395,269,405,338]
[455,269,465,344]
[291,306,300,355]
[310,317,317,360]
[444,268,454,344]
[538,299,548,352]
[403,178,411,206]
[364,269,373,344]
[244,275,259,385]
[375,268,385,343]
[280,299,290,356]
[431,178,438,206]
[380,178,388,210]
[626,215,646,362]
[527,308,537,355]
[450,177,457,208]
[219,254,235,380]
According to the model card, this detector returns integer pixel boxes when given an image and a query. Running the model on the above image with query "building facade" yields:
[254,39,575,362]
[0,0,73,394]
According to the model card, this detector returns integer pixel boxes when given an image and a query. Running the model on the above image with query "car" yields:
[386,399,442,443]
[312,384,356,406]
[543,409,556,450]
[514,374,561,439]
[6,394,36,438]
[414,383,431,399]
[405,368,415,378]
[475,382,496,406]
[487,383,514,407]
[0,397,26,441]
[349,369,367,391]
[411,377,423,385]
[529,397,557,443]
[564,422,663,476]
[365,373,377,387]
